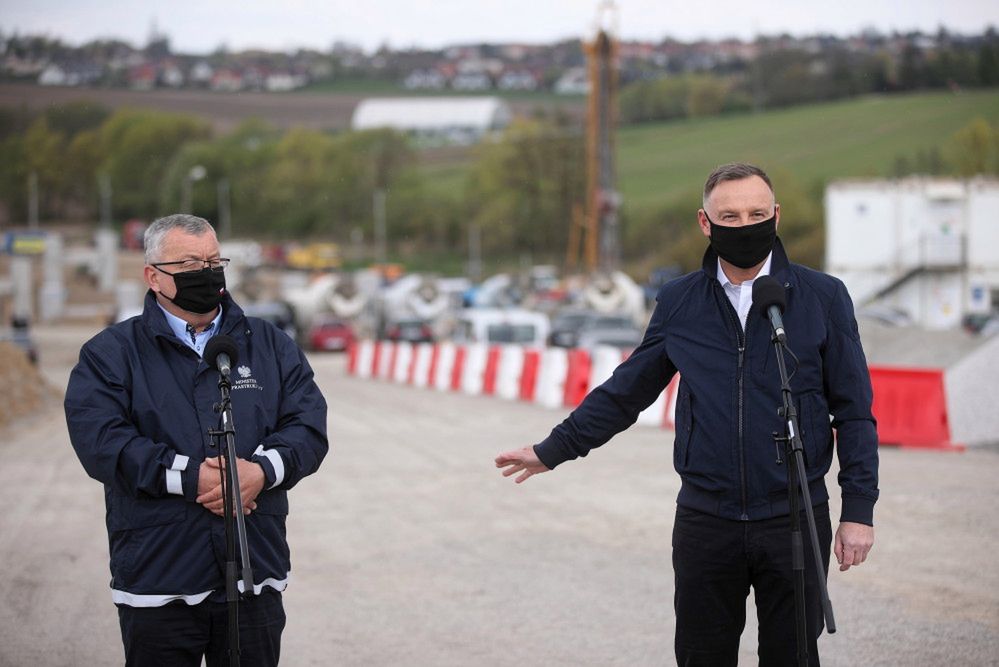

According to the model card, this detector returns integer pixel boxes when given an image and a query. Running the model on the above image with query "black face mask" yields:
[707,213,777,269]
[159,267,226,314]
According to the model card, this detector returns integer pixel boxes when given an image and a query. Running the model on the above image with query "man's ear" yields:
[697,209,711,238]
[774,203,781,230]
[144,265,159,291]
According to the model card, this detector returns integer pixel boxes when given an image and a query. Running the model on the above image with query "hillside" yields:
[616,89,999,214]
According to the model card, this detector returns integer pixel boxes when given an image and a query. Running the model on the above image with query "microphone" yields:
[752,276,787,344]
[204,335,239,378]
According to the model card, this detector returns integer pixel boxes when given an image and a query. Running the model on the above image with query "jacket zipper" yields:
[718,287,750,521]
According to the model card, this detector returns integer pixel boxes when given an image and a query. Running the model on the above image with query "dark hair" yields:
[703,163,774,205]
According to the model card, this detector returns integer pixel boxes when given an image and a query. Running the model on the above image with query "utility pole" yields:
[28,171,39,229]
[373,188,387,265]
[217,178,232,239]
[99,173,113,229]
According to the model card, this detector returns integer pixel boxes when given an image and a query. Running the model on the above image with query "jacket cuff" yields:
[533,434,575,471]
[252,445,283,489]
[840,495,875,526]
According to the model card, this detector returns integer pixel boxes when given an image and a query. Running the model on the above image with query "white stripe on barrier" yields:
[355,340,374,379]
[376,341,395,379]
[433,342,457,391]
[495,345,525,400]
[392,342,414,383]
[588,345,622,392]
[412,343,435,387]
[535,347,569,409]
[460,343,489,396]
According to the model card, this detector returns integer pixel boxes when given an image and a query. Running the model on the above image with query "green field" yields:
[616,89,999,214]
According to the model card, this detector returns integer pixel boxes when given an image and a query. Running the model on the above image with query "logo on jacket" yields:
[232,365,263,391]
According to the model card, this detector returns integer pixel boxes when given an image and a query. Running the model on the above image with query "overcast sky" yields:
[2,0,998,53]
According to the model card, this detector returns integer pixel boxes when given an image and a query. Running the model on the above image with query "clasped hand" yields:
[196,456,265,517]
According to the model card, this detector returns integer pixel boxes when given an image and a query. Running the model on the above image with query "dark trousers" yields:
[118,590,285,667]
[673,503,832,667]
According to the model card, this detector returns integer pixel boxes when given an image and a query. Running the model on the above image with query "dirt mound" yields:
[0,342,58,428]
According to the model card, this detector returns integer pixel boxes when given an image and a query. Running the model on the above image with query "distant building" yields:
[403,69,447,90]
[38,62,102,86]
[351,96,512,145]
[825,178,999,329]
[553,67,589,95]
[211,68,244,92]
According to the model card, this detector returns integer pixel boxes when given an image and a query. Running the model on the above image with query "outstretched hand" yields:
[494,445,550,484]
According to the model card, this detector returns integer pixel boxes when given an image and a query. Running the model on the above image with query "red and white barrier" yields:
[346,342,958,449]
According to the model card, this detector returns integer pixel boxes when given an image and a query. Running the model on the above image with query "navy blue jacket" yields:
[535,240,879,525]
[65,291,328,606]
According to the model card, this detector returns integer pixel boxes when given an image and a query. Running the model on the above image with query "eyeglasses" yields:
[152,258,230,274]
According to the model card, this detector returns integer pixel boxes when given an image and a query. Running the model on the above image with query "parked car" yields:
[242,301,298,340]
[307,316,356,352]
[384,318,434,344]
[548,310,639,348]
[576,326,644,351]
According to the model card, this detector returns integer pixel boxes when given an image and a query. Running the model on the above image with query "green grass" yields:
[616,89,999,214]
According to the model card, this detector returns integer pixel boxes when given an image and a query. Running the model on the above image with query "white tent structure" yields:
[351,96,512,144]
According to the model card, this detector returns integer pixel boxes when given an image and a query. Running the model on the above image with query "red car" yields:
[308,317,356,352]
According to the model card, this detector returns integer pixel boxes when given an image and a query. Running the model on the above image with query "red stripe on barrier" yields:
[406,346,419,384]
[347,341,358,375]
[427,345,440,387]
[482,346,502,396]
[519,349,540,401]
[563,348,592,407]
[663,375,680,429]
[371,341,382,378]
[450,346,467,391]
[869,366,962,450]
[386,343,399,382]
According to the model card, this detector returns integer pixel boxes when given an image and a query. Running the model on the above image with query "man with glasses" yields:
[65,214,329,666]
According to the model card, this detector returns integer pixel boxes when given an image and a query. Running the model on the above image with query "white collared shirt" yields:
[156,303,222,357]
[716,253,773,331]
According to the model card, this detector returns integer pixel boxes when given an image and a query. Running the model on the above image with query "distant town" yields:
[2,25,996,95]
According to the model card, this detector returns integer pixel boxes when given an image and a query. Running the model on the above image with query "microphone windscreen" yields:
[204,335,239,371]
[752,275,786,313]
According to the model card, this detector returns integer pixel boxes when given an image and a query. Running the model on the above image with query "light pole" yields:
[181,164,207,213]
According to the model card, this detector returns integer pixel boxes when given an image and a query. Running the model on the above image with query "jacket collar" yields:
[142,290,245,341]
[701,236,792,284]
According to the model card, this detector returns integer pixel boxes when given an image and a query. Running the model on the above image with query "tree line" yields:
[0,101,584,268]
[619,30,999,124]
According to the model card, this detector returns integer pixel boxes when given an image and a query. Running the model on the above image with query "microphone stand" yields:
[769,329,836,667]
[209,367,255,667]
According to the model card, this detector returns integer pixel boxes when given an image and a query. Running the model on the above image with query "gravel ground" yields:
[0,324,997,666]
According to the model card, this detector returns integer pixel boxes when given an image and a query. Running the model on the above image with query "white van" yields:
[453,308,550,347]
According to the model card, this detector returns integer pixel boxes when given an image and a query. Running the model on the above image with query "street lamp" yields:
[181,164,207,213]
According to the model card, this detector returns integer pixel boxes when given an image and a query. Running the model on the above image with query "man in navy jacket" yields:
[496,164,878,666]
[65,214,328,666]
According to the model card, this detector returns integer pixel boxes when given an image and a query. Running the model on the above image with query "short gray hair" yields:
[144,214,215,264]
[703,163,774,207]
